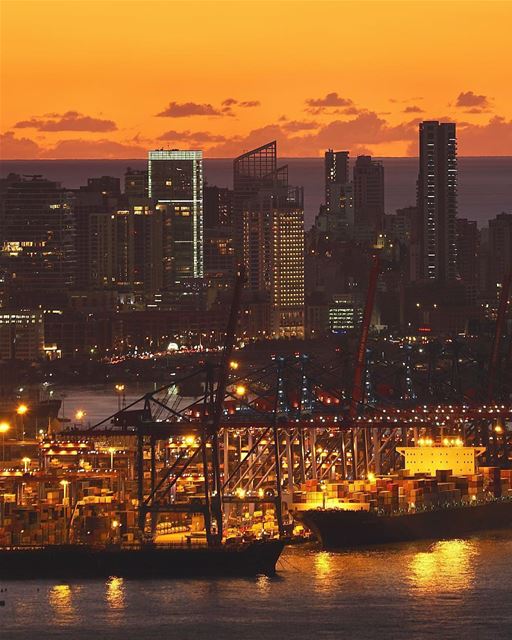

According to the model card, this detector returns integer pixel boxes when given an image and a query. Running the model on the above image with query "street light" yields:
[0,422,10,463]
[60,479,69,505]
[115,384,126,411]
[22,456,31,473]
[75,409,86,423]
[235,385,246,397]
[17,404,28,439]
[111,519,121,543]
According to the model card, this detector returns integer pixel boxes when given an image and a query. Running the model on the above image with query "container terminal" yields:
[0,264,512,574]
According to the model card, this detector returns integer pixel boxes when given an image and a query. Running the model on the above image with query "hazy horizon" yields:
[3,157,510,228]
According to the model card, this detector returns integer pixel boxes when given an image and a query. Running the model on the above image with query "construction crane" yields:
[206,263,246,542]
[350,253,381,419]
[487,267,512,403]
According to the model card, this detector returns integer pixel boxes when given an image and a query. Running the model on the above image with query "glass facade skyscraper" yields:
[239,142,305,338]
[148,150,203,280]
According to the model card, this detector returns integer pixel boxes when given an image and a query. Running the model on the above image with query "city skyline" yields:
[1,1,512,159]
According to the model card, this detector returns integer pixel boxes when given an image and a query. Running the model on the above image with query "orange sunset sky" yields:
[1,0,511,159]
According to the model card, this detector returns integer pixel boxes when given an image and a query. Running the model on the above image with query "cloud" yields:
[6,113,511,159]
[390,96,424,104]
[14,111,117,132]
[157,99,260,118]
[403,105,424,113]
[305,92,353,108]
[281,120,320,132]
[458,116,512,155]
[337,106,363,116]
[0,131,42,159]
[156,102,224,117]
[158,130,227,143]
[455,91,490,108]
[208,111,419,157]
[221,98,260,112]
[351,145,375,156]
[40,138,146,159]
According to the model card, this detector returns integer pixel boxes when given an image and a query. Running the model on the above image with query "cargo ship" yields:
[0,539,284,579]
[295,440,512,549]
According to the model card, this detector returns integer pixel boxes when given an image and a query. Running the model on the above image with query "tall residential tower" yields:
[417,121,458,282]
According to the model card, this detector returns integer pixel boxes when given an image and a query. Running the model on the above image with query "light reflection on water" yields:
[408,539,476,595]
[48,584,78,624]
[1,535,512,640]
[106,577,125,610]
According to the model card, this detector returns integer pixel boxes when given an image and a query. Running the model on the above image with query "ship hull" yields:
[0,540,284,579]
[297,500,512,549]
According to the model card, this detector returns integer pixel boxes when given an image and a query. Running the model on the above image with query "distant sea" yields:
[1,157,511,227]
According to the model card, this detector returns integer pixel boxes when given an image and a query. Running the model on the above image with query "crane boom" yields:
[350,254,381,419]
[208,263,246,542]
[487,267,512,402]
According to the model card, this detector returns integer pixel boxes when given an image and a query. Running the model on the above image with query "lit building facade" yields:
[317,149,353,239]
[0,176,76,297]
[270,189,305,337]
[203,185,235,284]
[417,121,458,282]
[325,149,349,213]
[148,150,204,280]
[328,294,364,333]
[243,185,305,338]
[233,141,284,259]
[0,310,44,361]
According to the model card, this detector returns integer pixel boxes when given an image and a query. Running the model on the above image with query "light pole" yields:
[115,384,125,411]
[60,479,69,506]
[16,404,28,439]
[0,422,10,463]
[108,447,116,491]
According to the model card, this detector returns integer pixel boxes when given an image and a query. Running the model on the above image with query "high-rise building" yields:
[124,168,148,198]
[417,121,458,282]
[353,155,385,235]
[270,187,305,337]
[325,149,349,211]
[85,176,121,196]
[204,185,233,228]
[319,149,353,238]
[456,217,479,300]
[148,149,203,280]
[73,181,120,289]
[233,141,285,259]
[0,310,44,361]
[240,144,305,339]
[487,212,512,293]
[0,176,76,301]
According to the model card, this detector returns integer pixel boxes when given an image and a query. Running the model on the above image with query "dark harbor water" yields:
[1,157,511,228]
[2,533,512,640]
